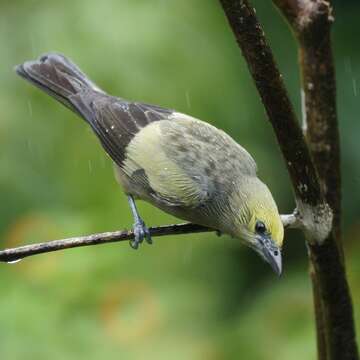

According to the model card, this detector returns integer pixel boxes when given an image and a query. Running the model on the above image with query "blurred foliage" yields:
[0,0,359,359]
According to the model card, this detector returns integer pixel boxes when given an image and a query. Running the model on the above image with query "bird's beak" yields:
[256,235,282,276]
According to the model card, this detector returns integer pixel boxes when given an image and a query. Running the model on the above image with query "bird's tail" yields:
[15,53,103,116]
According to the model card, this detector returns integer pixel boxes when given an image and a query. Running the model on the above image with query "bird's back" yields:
[118,114,258,226]
[159,115,257,182]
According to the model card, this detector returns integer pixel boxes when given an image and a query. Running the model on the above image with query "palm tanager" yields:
[16,53,284,275]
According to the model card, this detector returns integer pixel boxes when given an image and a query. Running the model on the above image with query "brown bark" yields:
[0,223,211,262]
[219,1,358,359]
[218,0,323,207]
[273,0,341,247]
[272,2,355,359]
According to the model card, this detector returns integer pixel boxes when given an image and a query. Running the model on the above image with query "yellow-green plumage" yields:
[117,114,283,248]
[16,52,284,274]
[121,119,203,208]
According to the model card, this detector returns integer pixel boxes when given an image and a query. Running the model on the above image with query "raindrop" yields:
[29,33,36,57]
[7,259,22,264]
[301,88,307,132]
[27,139,34,154]
[352,78,357,97]
[344,57,352,75]
[88,160,93,173]
[183,242,193,264]
[185,91,191,109]
[27,100,33,117]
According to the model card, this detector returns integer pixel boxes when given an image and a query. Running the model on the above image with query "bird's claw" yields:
[130,219,152,249]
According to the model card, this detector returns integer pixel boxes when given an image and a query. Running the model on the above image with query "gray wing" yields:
[119,114,258,210]
[70,92,173,166]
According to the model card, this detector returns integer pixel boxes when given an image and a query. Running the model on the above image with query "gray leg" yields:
[127,195,152,249]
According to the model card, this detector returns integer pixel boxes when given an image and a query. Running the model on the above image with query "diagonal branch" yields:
[218,1,358,360]
[218,0,323,209]
[273,0,341,240]
[272,2,357,360]
[0,214,299,263]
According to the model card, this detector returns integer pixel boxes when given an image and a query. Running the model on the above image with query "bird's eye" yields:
[255,221,266,234]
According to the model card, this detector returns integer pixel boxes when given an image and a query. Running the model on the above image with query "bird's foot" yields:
[216,230,222,237]
[130,219,152,249]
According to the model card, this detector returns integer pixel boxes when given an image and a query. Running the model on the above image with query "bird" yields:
[15,53,284,275]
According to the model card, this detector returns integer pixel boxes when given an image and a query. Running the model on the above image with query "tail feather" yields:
[16,52,174,168]
[15,53,102,115]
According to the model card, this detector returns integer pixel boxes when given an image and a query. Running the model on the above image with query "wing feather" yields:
[122,114,257,209]
[69,93,173,165]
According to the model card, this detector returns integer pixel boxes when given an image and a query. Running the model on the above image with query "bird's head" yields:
[229,177,284,275]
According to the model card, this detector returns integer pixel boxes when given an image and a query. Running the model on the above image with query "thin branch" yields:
[0,223,212,263]
[0,214,300,263]
[280,212,300,228]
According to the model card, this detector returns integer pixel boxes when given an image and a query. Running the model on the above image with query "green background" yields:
[0,1,359,359]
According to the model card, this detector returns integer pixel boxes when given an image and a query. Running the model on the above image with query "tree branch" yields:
[274,0,341,242]
[272,2,357,360]
[280,212,300,228]
[218,1,358,359]
[0,215,300,263]
[218,0,323,209]
[0,223,212,263]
